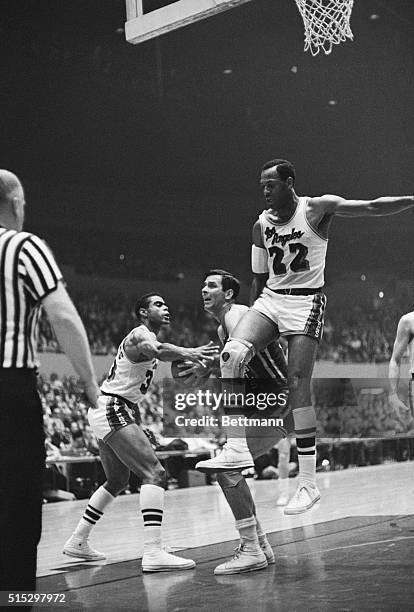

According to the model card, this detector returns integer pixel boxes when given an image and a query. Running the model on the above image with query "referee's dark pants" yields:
[0,369,45,592]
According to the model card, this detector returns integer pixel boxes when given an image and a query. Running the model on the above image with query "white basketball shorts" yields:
[251,287,327,341]
[88,393,138,441]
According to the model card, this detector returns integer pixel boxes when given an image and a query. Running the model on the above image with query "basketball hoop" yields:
[294,0,355,56]
[125,0,355,54]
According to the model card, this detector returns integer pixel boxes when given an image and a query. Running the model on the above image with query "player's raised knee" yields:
[216,471,244,489]
[220,338,255,378]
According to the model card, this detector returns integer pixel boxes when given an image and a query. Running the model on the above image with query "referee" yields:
[0,170,99,594]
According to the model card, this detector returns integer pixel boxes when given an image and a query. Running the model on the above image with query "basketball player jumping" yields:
[186,269,291,574]
[63,293,218,572]
[389,310,414,422]
[198,158,414,515]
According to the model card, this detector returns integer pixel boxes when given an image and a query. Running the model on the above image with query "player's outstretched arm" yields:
[311,194,414,217]
[156,341,219,362]
[128,329,219,363]
[177,311,246,382]
[42,281,99,406]
[388,315,412,414]
[250,219,268,305]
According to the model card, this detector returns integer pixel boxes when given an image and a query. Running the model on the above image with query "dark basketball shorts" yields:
[243,399,295,460]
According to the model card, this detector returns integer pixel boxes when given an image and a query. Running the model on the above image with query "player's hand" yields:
[178,360,211,384]
[188,341,219,362]
[84,380,100,408]
[388,393,410,420]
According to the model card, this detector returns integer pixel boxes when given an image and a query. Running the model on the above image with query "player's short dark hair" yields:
[135,292,162,321]
[261,158,296,183]
[204,269,240,300]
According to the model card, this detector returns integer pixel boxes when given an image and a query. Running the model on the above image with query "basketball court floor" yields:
[36,461,414,611]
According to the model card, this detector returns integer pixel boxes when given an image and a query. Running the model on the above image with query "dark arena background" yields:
[1,1,413,610]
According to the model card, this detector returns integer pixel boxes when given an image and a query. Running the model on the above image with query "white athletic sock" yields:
[293,405,316,486]
[73,485,115,538]
[140,484,165,554]
[235,516,260,553]
[254,517,264,539]
[298,454,317,487]
[254,518,268,546]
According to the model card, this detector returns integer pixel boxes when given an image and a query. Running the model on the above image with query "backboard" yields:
[125,0,254,45]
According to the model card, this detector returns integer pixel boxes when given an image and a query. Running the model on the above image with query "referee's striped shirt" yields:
[0,227,62,369]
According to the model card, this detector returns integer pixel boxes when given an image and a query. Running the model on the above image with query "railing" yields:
[44,437,414,499]
[45,448,214,495]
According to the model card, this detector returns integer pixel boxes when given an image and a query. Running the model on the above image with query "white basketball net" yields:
[294,0,355,56]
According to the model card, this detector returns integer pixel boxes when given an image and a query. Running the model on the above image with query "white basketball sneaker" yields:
[142,549,196,573]
[284,482,320,515]
[214,544,267,575]
[63,534,106,561]
[196,444,254,473]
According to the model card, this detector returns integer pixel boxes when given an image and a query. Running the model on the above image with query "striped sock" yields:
[293,405,316,486]
[74,485,115,538]
[140,484,164,554]
[297,437,316,486]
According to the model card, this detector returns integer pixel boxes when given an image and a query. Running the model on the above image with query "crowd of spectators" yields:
[38,295,217,356]
[41,370,412,460]
[313,379,410,438]
[318,293,412,363]
[39,353,413,497]
[37,290,411,363]
[40,368,413,497]
[42,374,99,459]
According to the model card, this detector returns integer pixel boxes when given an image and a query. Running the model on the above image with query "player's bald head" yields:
[0,170,25,231]
[0,170,22,205]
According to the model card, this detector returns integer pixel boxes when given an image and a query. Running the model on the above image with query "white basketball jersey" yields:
[100,325,158,403]
[259,197,328,290]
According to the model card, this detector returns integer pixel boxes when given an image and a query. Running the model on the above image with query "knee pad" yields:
[216,470,245,489]
[220,338,255,378]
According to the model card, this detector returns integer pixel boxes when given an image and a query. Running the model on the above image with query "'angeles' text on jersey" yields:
[259,197,328,290]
